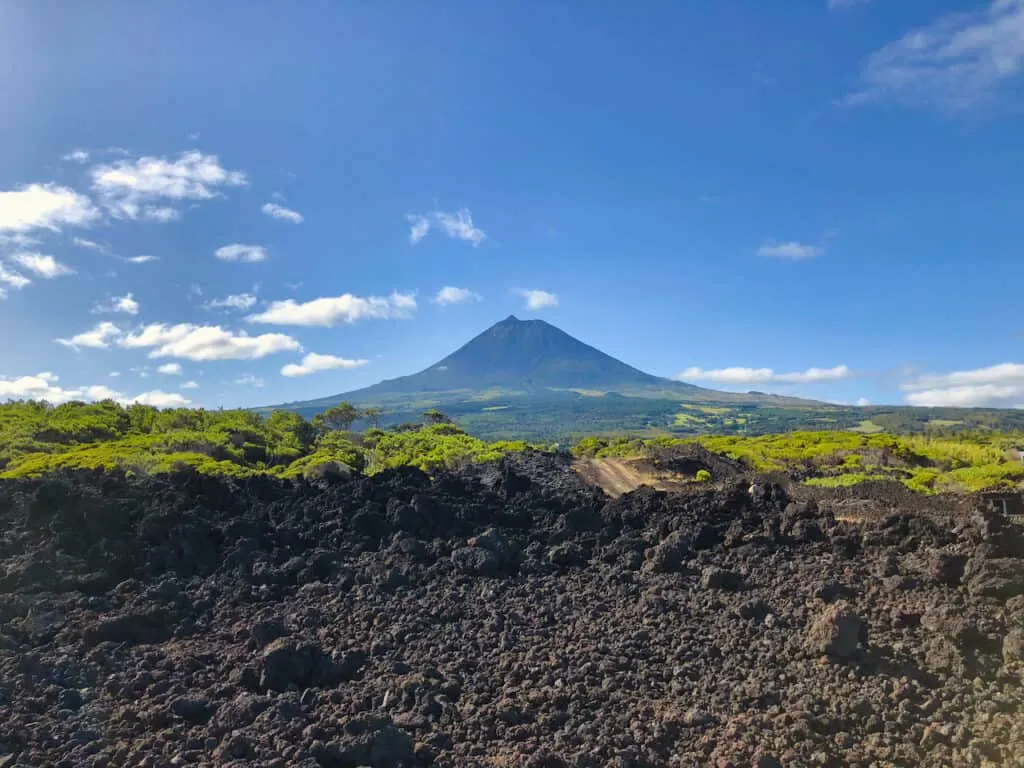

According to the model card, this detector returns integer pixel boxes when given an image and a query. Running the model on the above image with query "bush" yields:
[695,469,711,482]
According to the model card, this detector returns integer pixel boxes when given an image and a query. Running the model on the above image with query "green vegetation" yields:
[0,400,526,480]
[695,469,712,482]
[572,430,1024,494]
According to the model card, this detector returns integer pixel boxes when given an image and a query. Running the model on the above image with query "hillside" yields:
[266,316,1024,440]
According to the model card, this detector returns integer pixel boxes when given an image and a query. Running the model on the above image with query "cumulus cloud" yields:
[247,291,416,326]
[157,362,183,375]
[63,149,90,163]
[901,362,1024,407]
[125,255,158,264]
[518,289,559,311]
[678,364,852,385]
[845,0,1024,110]
[120,322,300,361]
[406,208,486,246]
[130,390,190,407]
[181,380,199,389]
[0,183,100,233]
[215,244,267,263]
[205,293,257,311]
[8,252,75,278]
[433,286,480,305]
[758,241,822,260]
[281,352,369,377]
[0,372,186,407]
[261,202,304,223]
[90,150,246,219]
[93,293,139,315]
[55,321,124,350]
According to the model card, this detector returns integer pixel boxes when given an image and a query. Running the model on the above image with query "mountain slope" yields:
[274,315,817,410]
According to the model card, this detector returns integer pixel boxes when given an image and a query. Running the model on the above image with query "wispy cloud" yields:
[901,362,1024,406]
[0,183,100,233]
[181,380,200,389]
[120,323,300,361]
[63,149,90,164]
[758,241,823,260]
[90,150,246,220]
[281,352,369,377]
[261,202,304,223]
[247,291,416,326]
[73,237,112,255]
[0,263,31,293]
[10,252,75,278]
[679,364,851,384]
[55,321,124,350]
[125,254,158,264]
[406,208,486,246]
[205,292,257,311]
[518,289,559,311]
[844,0,1024,110]
[828,0,872,9]
[215,244,267,263]
[433,286,481,305]
[92,293,139,315]
[157,362,183,375]
[234,373,265,388]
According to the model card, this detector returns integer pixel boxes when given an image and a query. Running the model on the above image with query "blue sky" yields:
[2,0,1024,410]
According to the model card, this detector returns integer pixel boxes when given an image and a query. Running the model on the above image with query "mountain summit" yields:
[323,315,716,403]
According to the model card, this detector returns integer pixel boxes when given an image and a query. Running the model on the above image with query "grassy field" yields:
[572,430,1024,494]
[2,400,1023,494]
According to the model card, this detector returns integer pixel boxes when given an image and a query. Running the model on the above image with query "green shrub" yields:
[695,469,711,482]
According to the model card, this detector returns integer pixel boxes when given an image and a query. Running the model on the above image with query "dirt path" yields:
[573,457,688,497]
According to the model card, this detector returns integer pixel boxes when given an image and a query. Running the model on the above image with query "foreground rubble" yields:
[0,454,1021,767]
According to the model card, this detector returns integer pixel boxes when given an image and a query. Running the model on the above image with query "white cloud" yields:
[55,321,123,350]
[0,373,188,407]
[90,150,246,219]
[407,214,431,244]
[433,286,480,305]
[856,397,872,406]
[129,390,190,407]
[758,242,822,260]
[143,206,181,222]
[234,374,265,388]
[901,362,1024,406]
[120,322,300,361]
[215,244,267,263]
[261,202,304,223]
[679,364,852,385]
[845,0,1024,110]
[0,183,100,233]
[157,362,183,375]
[9,252,75,278]
[205,292,257,311]
[109,371,121,377]
[281,352,369,377]
[125,255,158,264]
[247,291,416,326]
[518,289,559,311]
[73,237,112,254]
[93,293,139,315]
[63,149,90,163]
[406,208,486,246]
[0,263,31,291]
[0,234,42,248]
[181,380,199,389]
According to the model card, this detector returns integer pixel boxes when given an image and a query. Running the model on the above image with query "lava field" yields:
[0,453,1022,767]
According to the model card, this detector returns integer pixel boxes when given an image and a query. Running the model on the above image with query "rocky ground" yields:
[0,451,1022,767]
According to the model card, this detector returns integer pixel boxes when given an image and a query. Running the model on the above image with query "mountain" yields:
[265,316,1024,440]
[337,315,720,400]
